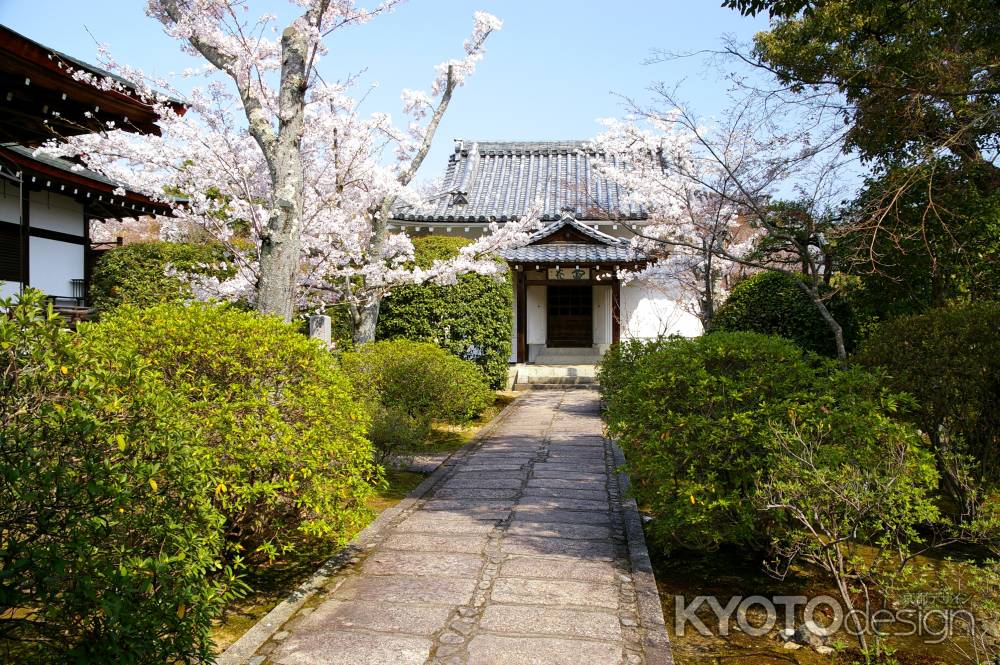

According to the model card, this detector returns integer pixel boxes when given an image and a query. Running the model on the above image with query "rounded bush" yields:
[341,339,494,425]
[709,270,856,356]
[377,235,513,389]
[80,302,378,562]
[855,302,1000,494]
[1,290,239,662]
[90,240,234,315]
[600,332,913,553]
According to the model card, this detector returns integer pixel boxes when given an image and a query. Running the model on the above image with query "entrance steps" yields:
[510,347,604,390]
[534,347,603,366]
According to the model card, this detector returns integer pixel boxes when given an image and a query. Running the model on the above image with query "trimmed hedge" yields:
[1,290,240,662]
[80,303,378,562]
[598,332,920,553]
[377,236,512,389]
[341,340,494,460]
[709,270,856,356]
[856,302,1000,498]
[90,240,234,315]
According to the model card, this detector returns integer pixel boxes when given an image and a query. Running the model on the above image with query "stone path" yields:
[250,389,673,665]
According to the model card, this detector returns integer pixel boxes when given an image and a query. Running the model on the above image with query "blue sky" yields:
[0,0,768,182]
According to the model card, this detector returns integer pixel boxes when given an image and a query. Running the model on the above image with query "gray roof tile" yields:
[393,140,648,222]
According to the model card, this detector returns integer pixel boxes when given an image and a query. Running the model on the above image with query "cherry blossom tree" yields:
[41,1,537,333]
[588,89,855,359]
[586,116,752,329]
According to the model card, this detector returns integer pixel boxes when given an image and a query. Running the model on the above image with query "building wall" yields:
[0,185,86,299]
[29,237,84,298]
[525,285,546,361]
[29,190,84,235]
[592,284,612,351]
[621,280,702,339]
[0,182,20,296]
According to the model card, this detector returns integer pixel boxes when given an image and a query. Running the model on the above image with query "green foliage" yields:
[90,240,235,315]
[751,0,1000,174]
[0,289,241,663]
[843,158,1000,319]
[341,339,494,459]
[599,332,922,554]
[80,303,378,563]
[377,235,513,389]
[855,303,1000,517]
[709,270,856,356]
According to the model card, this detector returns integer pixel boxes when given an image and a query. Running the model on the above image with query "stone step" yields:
[512,364,598,391]
[535,357,602,366]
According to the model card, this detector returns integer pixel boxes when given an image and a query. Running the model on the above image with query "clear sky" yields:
[0,0,769,182]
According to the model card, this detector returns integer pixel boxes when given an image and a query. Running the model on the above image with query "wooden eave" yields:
[0,24,186,145]
[0,145,172,220]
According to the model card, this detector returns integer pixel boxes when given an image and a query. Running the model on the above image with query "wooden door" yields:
[546,285,593,347]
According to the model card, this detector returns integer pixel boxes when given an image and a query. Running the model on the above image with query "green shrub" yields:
[341,340,494,458]
[600,332,917,553]
[855,302,1000,517]
[709,270,856,356]
[0,290,241,663]
[377,235,513,389]
[90,240,235,315]
[80,303,378,562]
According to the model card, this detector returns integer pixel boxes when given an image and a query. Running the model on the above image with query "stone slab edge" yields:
[611,440,676,665]
[218,393,524,665]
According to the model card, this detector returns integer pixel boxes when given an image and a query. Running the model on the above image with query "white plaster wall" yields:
[526,285,546,344]
[29,237,84,298]
[29,191,85,236]
[621,280,703,339]
[592,284,612,346]
[0,281,21,299]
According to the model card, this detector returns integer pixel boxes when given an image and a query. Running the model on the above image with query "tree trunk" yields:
[257,216,302,320]
[353,300,380,345]
[798,281,847,361]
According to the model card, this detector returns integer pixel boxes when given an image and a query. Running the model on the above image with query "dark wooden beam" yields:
[19,179,29,288]
[611,276,621,345]
[516,269,527,363]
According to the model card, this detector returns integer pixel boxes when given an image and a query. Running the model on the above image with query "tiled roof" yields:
[500,215,646,265]
[393,140,649,223]
[502,243,639,264]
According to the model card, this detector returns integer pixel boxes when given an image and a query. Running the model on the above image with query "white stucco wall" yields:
[29,237,84,298]
[0,281,20,299]
[29,191,85,236]
[592,284,612,347]
[621,280,702,339]
[526,285,546,344]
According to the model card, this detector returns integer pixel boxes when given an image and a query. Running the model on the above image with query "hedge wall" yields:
[90,240,234,315]
[376,236,512,389]
[709,270,857,356]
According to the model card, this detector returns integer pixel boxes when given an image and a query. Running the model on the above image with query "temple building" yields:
[0,24,178,318]
[392,140,701,374]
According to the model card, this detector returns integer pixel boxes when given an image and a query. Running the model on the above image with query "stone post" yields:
[308,314,332,347]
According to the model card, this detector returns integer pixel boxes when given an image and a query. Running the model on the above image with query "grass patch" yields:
[420,391,516,453]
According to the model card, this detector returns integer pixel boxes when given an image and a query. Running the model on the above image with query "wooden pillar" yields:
[611,275,621,344]
[19,177,29,289]
[82,205,91,306]
[515,267,527,363]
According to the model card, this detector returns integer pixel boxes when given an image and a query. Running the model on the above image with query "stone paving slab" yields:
[467,635,623,665]
[248,390,673,665]
[480,605,623,641]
